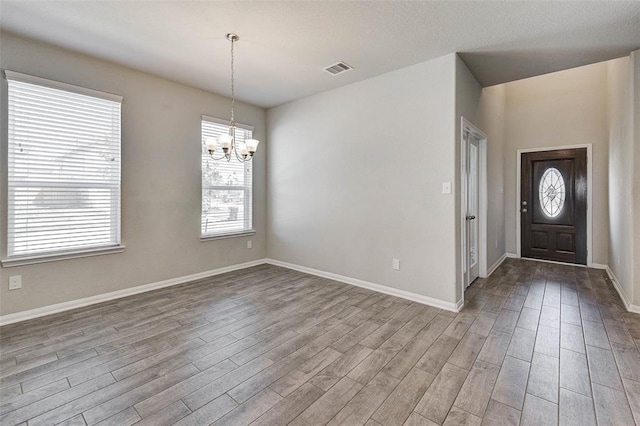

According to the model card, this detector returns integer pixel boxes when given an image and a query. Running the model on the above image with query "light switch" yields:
[392,259,400,271]
[442,182,452,194]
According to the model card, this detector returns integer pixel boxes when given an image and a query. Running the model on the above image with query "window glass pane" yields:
[7,77,121,257]
[539,167,566,218]
[201,119,253,236]
[469,142,478,265]
[202,189,250,235]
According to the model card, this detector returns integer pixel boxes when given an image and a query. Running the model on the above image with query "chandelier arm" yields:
[233,146,251,163]
[208,151,228,161]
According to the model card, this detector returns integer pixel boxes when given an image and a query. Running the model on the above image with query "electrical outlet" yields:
[9,275,21,290]
[247,240,252,249]
[392,259,400,271]
[441,182,451,194]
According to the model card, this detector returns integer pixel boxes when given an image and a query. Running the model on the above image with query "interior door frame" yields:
[516,144,593,266]
[460,117,488,296]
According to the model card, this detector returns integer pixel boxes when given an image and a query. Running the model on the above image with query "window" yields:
[5,71,122,260]
[201,116,253,238]
[539,167,566,218]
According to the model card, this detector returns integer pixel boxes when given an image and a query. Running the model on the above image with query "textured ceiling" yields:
[1,1,639,108]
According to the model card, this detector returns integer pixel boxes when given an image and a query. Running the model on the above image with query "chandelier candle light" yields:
[205,33,259,162]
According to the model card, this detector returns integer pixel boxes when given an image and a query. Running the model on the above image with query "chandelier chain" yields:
[205,33,258,163]
[230,37,235,124]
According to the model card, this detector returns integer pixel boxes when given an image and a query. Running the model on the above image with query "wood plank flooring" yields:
[1,258,640,425]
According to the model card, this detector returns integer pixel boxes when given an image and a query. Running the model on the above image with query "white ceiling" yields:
[1,1,639,108]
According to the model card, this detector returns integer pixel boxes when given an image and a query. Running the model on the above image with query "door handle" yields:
[522,208,528,213]
[466,215,476,221]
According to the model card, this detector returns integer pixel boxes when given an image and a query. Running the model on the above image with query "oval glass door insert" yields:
[539,167,566,218]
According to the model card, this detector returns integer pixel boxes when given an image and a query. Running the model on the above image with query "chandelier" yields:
[205,33,259,162]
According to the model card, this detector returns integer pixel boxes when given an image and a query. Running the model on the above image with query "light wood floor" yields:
[1,259,640,425]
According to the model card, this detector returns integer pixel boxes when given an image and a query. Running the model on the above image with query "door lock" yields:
[465,215,476,221]
[522,201,528,206]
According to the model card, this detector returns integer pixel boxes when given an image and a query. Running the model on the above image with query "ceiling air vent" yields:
[323,62,353,76]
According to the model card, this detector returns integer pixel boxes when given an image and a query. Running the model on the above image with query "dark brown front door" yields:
[521,148,587,264]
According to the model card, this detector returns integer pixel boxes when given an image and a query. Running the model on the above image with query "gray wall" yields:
[454,57,507,301]
[1,31,636,317]
[0,32,267,316]
[267,54,460,305]
[476,85,507,271]
[633,50,640,306]
[503,62,610,265]
[607,56,634,304]
[454,56,482,301]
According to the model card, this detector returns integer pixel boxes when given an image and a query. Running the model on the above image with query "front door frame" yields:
[461,117,488,296]
[516,144,593,266]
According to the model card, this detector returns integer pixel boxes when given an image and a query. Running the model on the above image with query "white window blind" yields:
[6,73,122,258]
[201,117,253,237]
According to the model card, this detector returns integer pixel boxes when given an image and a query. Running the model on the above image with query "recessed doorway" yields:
[517,145,592,265]
[461,118,488,292]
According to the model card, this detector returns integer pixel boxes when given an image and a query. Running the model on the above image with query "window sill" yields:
[1,245,126,268]
[200,230,256,242]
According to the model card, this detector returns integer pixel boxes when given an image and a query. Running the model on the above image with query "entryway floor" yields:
[1,258,639,425]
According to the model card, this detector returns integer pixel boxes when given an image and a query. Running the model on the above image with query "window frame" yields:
[200,115,255,240]
[1,70,125,267]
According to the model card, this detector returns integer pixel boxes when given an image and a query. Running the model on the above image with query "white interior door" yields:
[464,131,480,287]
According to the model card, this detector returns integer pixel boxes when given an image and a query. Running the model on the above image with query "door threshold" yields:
[465,277,481,291]
[518,255,589,268]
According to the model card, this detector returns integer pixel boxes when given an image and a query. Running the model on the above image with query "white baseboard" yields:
[506,252,519,258]
[455,298,464,312]
[486,253,507,277]
[604,266,640,314]
[266,258,459,313]
[0,258,268,326]
[590,263,608,270]
[8,253,633,326]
